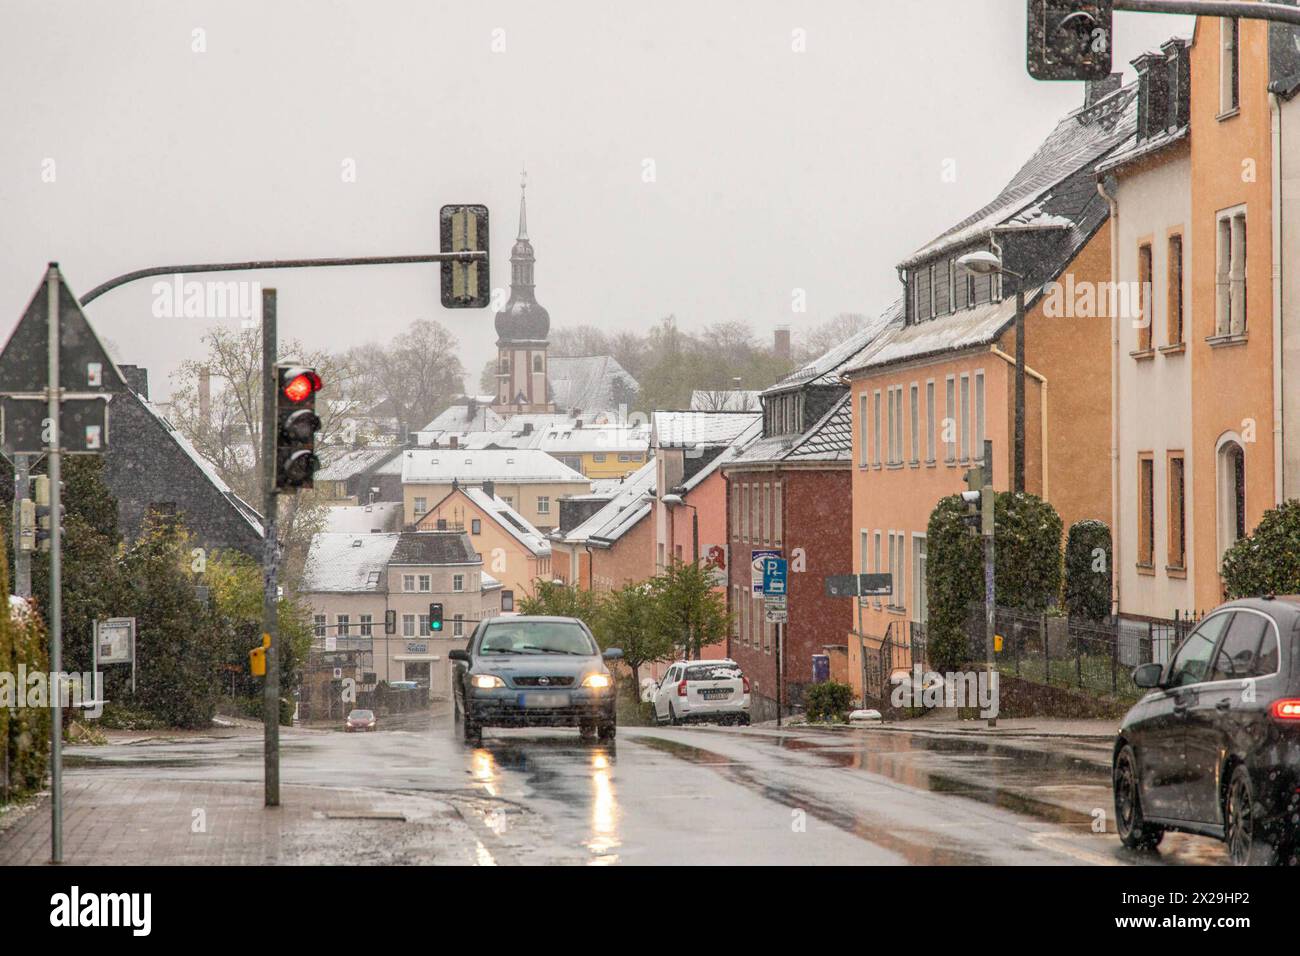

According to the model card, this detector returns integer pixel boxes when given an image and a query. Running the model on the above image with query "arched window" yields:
[532,354,543,373]
[499,356,510,372]
[1217,437,1246,560]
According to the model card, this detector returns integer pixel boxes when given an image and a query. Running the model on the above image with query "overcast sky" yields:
[0,1,1193,402]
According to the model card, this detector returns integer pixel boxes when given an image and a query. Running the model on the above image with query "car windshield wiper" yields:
[517,645,585,655]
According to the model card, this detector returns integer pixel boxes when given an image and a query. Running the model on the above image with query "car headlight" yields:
[581,673,612,689]
[470,674,506,689]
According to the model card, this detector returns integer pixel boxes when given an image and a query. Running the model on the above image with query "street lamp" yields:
[660,491,700,660]
[958,250,1026,494]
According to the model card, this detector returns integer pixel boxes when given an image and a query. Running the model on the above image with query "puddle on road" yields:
[635,735,993,865]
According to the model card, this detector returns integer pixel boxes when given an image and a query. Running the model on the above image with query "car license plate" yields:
[702,689,731,700]
[521,692,570,708]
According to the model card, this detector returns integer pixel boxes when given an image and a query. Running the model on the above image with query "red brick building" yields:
[721,323,890,719]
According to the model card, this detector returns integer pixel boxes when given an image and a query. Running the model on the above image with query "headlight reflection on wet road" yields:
[587,748,619,864]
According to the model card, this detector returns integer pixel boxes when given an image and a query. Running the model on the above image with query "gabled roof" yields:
[901,82,1137,268]
[459,487,551,557]
[681,416,763,492]
[400,447,588,484]
[556,458,657,546]
[301,533,400,592]
[418,402,506,435]
[548,355,639,413]
[651,410,762,449]
[388,530,480,566]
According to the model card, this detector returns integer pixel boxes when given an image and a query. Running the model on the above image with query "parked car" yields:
[345,709,377,732]
[653,659,750,726]
[449,616,621,746]
[1112,596,1300,865]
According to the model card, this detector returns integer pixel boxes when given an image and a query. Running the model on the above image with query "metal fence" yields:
[961,605,1201,701]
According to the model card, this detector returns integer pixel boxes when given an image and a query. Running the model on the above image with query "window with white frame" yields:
[859,393,869,466]
[974,371,985,459]
[313,614,326,638]
[886,388,896,463]
[418,574,431,592]
[413,497,427,515]
[960,373,971,461]
[454,614,464,637]
[418,613,429,632]
[773,482,782,543]
[909,383,920,464]
[402,614,415,637]
[537,496,550,515]
[873,531,883,606]
[336,614,350,636]
[1216,207,1247,336]
[926,380,936,462]
[359,614,373,637]
[873,390,882,466]
[402,574,416,592]
[945,376,957,462]
[1220,17,1239,114]
[928,263,937,318]
[913,536,928,624]
[453,574,464,592]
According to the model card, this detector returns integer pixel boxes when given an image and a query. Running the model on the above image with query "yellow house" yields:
[416,483,552,606]
[536,423,651,479]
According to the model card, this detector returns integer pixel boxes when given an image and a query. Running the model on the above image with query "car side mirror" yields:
[449,649,470,663]
[1132,662,1164,689]
[603,647,624,660]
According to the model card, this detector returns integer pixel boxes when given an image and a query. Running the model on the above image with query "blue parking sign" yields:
[762,557,787,596]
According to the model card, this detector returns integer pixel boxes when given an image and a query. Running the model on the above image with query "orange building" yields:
[842,78,1132,702]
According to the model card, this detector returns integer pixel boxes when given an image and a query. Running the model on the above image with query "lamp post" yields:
[958,251,1026,494]
[661,492,700,659]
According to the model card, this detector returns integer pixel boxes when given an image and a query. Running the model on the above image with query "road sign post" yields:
[45,264,63,865]
[760,556,788,725]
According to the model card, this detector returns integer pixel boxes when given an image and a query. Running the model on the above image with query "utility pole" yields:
[981,439,996,729]
[46,263,64,863]
[261,288,280,808]
[1013,281,1026,494]
[775,621,783,728]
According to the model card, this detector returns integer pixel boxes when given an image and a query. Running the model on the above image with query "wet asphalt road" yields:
[63,709,1231,866]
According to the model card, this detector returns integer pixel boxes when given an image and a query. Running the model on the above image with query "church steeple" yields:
[510,167,536,290]
[492,166,553,415]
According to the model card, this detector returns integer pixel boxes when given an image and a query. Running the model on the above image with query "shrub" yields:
[1064,519,1112,621]
[925,496,984,671]
[994,492,1063,610]
[1221,499,1300,598]
[804,681,853,723]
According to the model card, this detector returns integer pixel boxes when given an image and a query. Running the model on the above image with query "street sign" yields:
[0,272,119,394]
[824,573,893,598]
[765,603,788,624]
[95,618,135,665]
[1,393,109,455]
[1027,0,1112,81]
[761,557,788,596]
[751,549,781,595]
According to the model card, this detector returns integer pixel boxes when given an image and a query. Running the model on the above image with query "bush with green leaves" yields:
[595,582,671,692]
[926,491,1063,670]
[804,681,853,723]
[649,559,731,660]
[1222,499,1300,598]
[1064,519,1112,621]
[1,545,51,800]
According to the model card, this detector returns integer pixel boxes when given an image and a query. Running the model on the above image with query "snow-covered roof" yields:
[400,448,589,484]
[314,446,401,482]
[901,81,1137,268]
[534,423,650,455]
[680,416,763,493]
[730,393,854,467]
[417,402,506,435]
[460,487,551,556]
[300,533,400,593]
[140,398,264,537]
[651,410,762,449]
[557,458,657,546]
[765,301,904,395]
[322,502,404,534]
[841,291,1040,375]
[548,355,639,414]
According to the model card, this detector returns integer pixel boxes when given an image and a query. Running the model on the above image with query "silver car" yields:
[449,616,623,745]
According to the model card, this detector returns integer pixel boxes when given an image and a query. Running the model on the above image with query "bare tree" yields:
[346,319,465,434]
[796,312,868,362]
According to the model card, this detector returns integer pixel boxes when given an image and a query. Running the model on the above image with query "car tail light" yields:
[1270,698,1300,721]
[677,679,688,697]
[742,677,750,693]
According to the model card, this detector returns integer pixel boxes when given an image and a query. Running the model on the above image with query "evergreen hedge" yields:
[1221,499,1300,598]
[1064,519,1112,621]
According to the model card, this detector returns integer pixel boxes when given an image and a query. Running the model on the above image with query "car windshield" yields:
[477,621,597,656]
[348,710,373,719]
[685,664,742,681]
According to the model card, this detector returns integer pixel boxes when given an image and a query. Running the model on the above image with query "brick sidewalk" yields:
[0,777,494,865]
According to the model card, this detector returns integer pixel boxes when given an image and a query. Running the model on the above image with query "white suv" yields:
[653,659,750,726]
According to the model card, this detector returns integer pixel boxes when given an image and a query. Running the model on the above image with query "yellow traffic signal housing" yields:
[249,634,271,677]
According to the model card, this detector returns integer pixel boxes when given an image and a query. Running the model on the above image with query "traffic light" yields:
[1027,1,1112,81]
[17,498,36,552]
[428,602,443,633]
[32,475,61,553]
[440,204,490,308]
[276,365,323,490]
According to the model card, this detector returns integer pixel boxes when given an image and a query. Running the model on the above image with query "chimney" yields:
[773,326,791,361]
[119,365,149,400]
[467,397,478,421]
[522,422,534,436]
[450,435,459,449]
[482,480,496,500]
[198,366,211,427]
[1084,72,1123,109]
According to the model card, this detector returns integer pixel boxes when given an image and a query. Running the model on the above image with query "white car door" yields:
[655,666,676,719]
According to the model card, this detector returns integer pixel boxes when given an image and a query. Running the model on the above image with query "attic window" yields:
[351,539,362,548]
[367,571,381,584]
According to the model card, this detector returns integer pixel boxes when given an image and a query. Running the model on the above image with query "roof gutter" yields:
[1271,91,1285,504]
[988,346,1049,500]
[1097,173,1121,617]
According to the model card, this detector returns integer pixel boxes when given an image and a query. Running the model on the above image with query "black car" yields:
[449,616,622,746]
[1113,596,1300,865]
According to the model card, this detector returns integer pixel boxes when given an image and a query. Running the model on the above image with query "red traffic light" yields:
[282,370,322,403]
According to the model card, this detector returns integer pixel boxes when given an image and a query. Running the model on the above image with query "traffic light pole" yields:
[46,264,64,862]
[11,454,31,598]
[1114,0,1300,25]
[261,288,280,808]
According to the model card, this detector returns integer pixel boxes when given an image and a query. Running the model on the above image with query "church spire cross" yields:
[517,164,529,241]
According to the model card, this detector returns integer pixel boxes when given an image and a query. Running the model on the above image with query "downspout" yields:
[988,346,1048,499]
[1271,91,1285,504]
[1098,176,1121,616]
